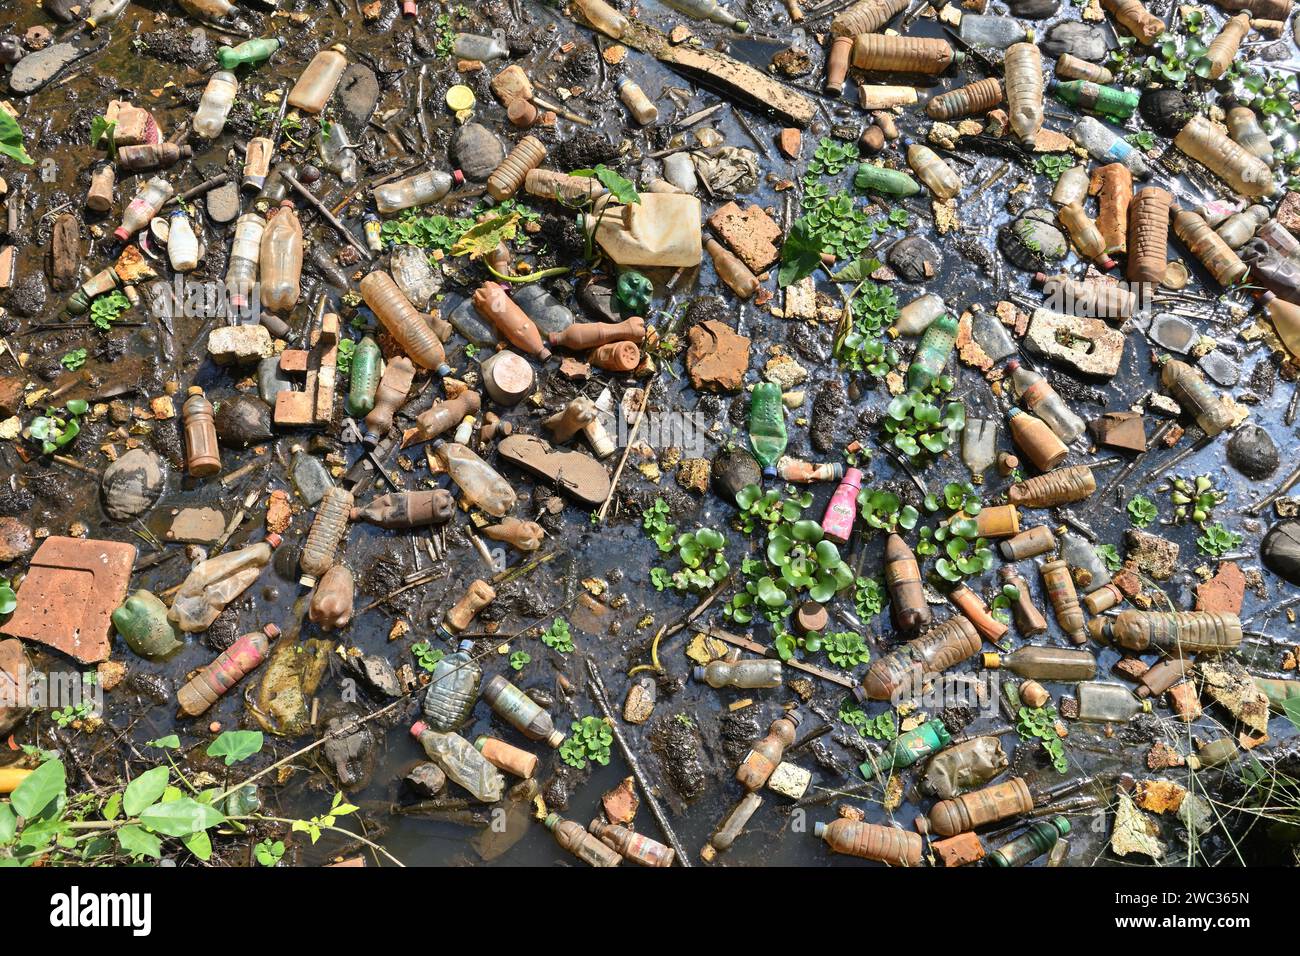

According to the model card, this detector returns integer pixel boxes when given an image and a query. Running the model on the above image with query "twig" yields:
[596,383,652,523]
[280,171,372,261]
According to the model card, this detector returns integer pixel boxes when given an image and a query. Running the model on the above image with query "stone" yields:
[0,517,33,563]
[100,448,165,521]
[497,434,611,507]
[686,320,751,393]
[763,352,808,390]
[1198,658,1269,736]
[999,210,1068,272]
[1195,561,1246,615]
[707,202,782,273]
[676,458,710,494]
[0,376,23,418]
[9,42,80,94]
[1147,314,1198,353]
[712,446,763,503]
[214,394,274,447]
[336,63,381,136]
[1025,309,1125,377]
[0,638,31,736]
[204,180,241,224]
[888,234,943,282]
[1040,20,1107,60]
[405,762,447,797]
[783,276,817,321]
[1262,519,1300,585]
[207,324,273,366]
[1166,680,1202,721]
[453,122,505,181]
[1198,350,1239,387]
[1112,657,1150,681]
[266,489,293,534]
[623,676,656,724]
[1124,529,1178,580]
[323,711,375,790]
[1226,423,1279,479]
[1005,0,1058,16]
[1147,740,1185,770]
[933,831,986,866]
[1,537,136,664]
[1135,779,1186,814]
[777,128,801,159]
[1111,789,1164,859]
[167,507,225,544]
[767,761,812,799]
[1088,411,1147,453]
[602,776,639,824]
[1276,191,1300,236]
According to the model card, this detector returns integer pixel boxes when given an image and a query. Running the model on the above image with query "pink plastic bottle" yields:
[822,467,863,544]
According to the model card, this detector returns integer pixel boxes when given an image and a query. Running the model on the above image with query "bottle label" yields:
[1103,138,1133,162]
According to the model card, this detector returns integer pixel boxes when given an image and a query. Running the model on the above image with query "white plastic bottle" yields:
[167,209,200,273]
[193,70,238,139]
[374,169,462,214]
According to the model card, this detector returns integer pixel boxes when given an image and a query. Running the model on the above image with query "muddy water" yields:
[2,0,1298,867]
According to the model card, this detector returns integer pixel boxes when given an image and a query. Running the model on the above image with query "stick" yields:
[585,658,692,867]
[704,625,856,689]
[280,171,372,261]
[596,384,652,523]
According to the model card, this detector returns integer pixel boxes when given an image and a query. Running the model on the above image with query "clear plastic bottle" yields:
[114,176,173,242]
[1058,202,1116,268]
[982,645,1097,680]
[434,440,517,517]
[351,489,455,528]
[895,292,947,335]
[959,14,1029,48]
[1217,203,1269,248]
[193,70,238,139]
[410,722,504,802]
[360,271,451,375]
[1074,682,1149,721]
[453,33,509,61]
[524,168,608,204]
[167,209,199,273]
[1171,208,1249,287]
[590,819,675,867]
[391,246,442,310]
[1006,360,1085,442]
[1159,356,1235,436]
[259,200,302,314]
[374,169,462,214]
[902,138,960,200]
[571,0,629,36]
[693,659,782,689]
[300,487,353,587]
[1071,116,1149,177]
[287,45,348,114]
[701,792,762,862]
[224,212,265,310]
[1058,527,1112,592]
[1003,43,1044,144]
[423,640,482,730]
[316,120,358,184]
[617,77,659,125]
[831,0,907,36]
[1225,103,1275,167]
[1175,115,1277,198]
[169,536,280,633]
[663,0,749,30]
[481,674,566,747]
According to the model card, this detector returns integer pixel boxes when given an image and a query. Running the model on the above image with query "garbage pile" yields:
[3,0,1300,868]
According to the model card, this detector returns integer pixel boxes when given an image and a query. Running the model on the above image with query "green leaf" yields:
[206,730,264,766]
[139,797,225,837]
[0,803,15,844]
[145,735,181,750]
[116,825,162,859]
[11,758,65,818]
[449,212,520,260]
[778,218,825,288]
[123,766,170,817]
[0,110,33,165]
[181,829,213,861]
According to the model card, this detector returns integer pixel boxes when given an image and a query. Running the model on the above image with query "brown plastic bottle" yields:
[1006,465,1096,507]
[590,819,676,867]
[825,34,854,92]
[1040,558,1087,644]
[885,533,931,632]
[1033,272,1136,319]
[117,142,191,172]
[590,341,641,372]
[483,517,545,551]
[850,34,962,74]
[87,162,116,214]
[1059,203,1117,268]
[1127,186,1173,284]
[1004,43,1044,144]
[815,818,923,866]
[999,525,1058,560]
[177,624,279,717]
[415,390,482,443]
[998,565,1048,635]
[706,238,760,299]
[983,645,1096,680]
[859,615,982,701]
[487,135,546,202]
[1171,208,1249,286]
[926,77,1004,120]
[701,792,762,862]
[922,777,1033,837]
[183,386,221,478]
[1087,610,1243,653]
[544,814,622,866]
[549,317,646,350]
[360,271,451,374]
[475,735,539,778]
[1007,407,1068,471]
[1135,656,1194,698]
[950,584,1008,642]
[736,708,801,791]
[1159,356,1235,436]
[1101,0,1165,43]
[362,356,416,447]
[831,0,907,35]
[445,578,496,633]
[351,489,455,528]
[300,487,353,587]
[1056,53,1113,84]
[1175,115,1277,198]
[482,674,566,747]
[1090,163,1133,255]
[473,283,551,360]
[308,564,354,632]
[1211,0,1290,18]
[545,397,599,443]
[1083,582,1124,614]
[1201,13,1251,80]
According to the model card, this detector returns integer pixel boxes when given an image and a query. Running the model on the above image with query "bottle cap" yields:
[263,623,281,639]
[813,821,827,838]
[410,720,427,738]
[1006,406,1022,419]
[543,813,560,830]
[474,735,488,752]
[851,684,868,703]
[457,639,475,653]
[1047,78,1060,94]
[265,532,283,548]
[1005,358,1021,372]
[1098,255,1117,270]
[951,50,965,64]
[113,226,130,242]
[1052,815,1071,835]
[547,729,565,748]
[452,168,465,186]
[692,665,706,681]
[982,652,1002,669]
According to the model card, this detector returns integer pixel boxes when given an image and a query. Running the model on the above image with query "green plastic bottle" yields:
[905,312,958,392]
[1049,79,1138,121]
[989,816,1070,867]
[859,718,951,780]
[111,590,183,659]
[748,382,787,477]
[853,163,922,197]
[346,336,382,417]
[216,38,281,71]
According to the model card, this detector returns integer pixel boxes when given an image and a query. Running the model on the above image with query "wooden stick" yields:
[596,384,651,523]
[280,171,372,261]
[703,625,856,689]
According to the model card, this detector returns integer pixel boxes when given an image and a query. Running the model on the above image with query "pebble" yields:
[100,449,165,522]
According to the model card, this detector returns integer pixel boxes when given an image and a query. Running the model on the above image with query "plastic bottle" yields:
[999,565,1049,635]
[922,777,1033,837]
[1059,528,1111,593]
[299,487,352,588]
[1126,186,1173,284]
[411,391,480,445]
[921,736,1008,798]
[950,584,1007,642]
[1058,202,1117,269]
[883,533,931,632]
[360,271,451,374]
[374,169,462,214]
[434,441,517,516]
[617,77,658,125]
[177,624,279,717]
[411,723,504,802]
[1071,116,1149,177]
[306,564,353,632]
[1101,0,1165,43]
[1172,207,1249,287]
[1133,657,1194,699]
[1198,14,1251,80]
[1210,0,1291,16]
[362,356,415,446]
[831,0,907,35]
[853,163,922,198]
[1050,79,1138,121]
[1032,272,1135,319]
[476,736,538,778]
[1175,115,1277,198]
[167,209,199,273]
[737,709,800,791]
[169,537,279,633]
[982,645,1096,680]
[544,814,622,866]
[701,792,762,862]
[1007,465,1097,507]
[1040,558,1086,644]
[114,176,173,242]
[223,212,264,310]
[453,33,508,60]
[775,458,843,483]
[1091,163,1133,254]
[112,590,183,659]
[925,78,1004,121]
[351,491,455,531]
[747,382,787,477]
[894,293,946,335]
[1005,360,1085,443]
[117,143,191,173]
[216,37,280,70]
[1083,582,1125,614]
[571,0,630,36]
[1217,204,1269,248]
[193,70,239,139]
[859,615,981,701]
[182,387,221,478]
[821,467,863,544]
[1074,681,1150,721]
[86,161,115,214]
[472,283,551,360]
[1088,610,1243,653]
[815,818,923,865]
[851,35,961,74]
[1004,43,1044,144]
[990,817,1070,867]
[1225,103,1274,167]
[959,14,1029,48]
[906,311,959,391]
[1050,164,1090,207]
[590,819,675,867]
[860,718,951,780]
[999,525,1057,560]
[524,168,608,204]
[549,319,645,353]
[662,0,749,30]
[482,674,566,747]
[444,579,496,635]
[487,135,546,202]
[694,659,782,689]
[706,239,760,299]
[259,200,302,314]
[344,336,382,417]
[1006,407,1067,471]
[288,45,347,114]
[825,35,854,94]
[177,0,233,18]
[1261,291,1300,359]
[1159,356,1235,436]
[420,640,482,730]
[902,138,960,200]
[1055,53,1113,84]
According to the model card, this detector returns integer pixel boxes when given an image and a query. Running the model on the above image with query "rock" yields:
[1147,314,1198,354]
[336,63,380,136]
[602,776,639,824]
[322,710,375,790]
[777,128,801,159]
[0,638,31,737]
[763,353,807,390]
[497,433,611,506]
[0,376,23,418]
[1125,529,1178,581]
[214,394,274,447]
[167,507,225,544]
[1276,191,1300,237]
[1147,740,1186,770]
[767,761,811,798]
[1198,351,1239,388]
[453,122,505,181]
[888,235,943,282]
[707,202,783,273]
[999,209,1068,272]
[204,180,241,224]
[1040,21,1107,61]
[347,652,401,697]
[1006,0,1058,16]
[208,324,273,365]
[1111,789,1164,859]
[623,676,656,724]
[1261,519,1300,585]
[100,448,165,521]
[1135,779,1186,814]
[1088,411,1147,453]
[0,517,33,563]
[1025,309,1125,377]
[1195,562,1246,615]
[810,379,847,454]
[712,447,763,503]
[933,832,986,867]
[1198,658,1270,736]
[1227,424,1279,479]
[406,762,447,797]
[266,489,293,534]
[9,42,80,94]
[675,457,710,494]
[1139,88,1195,136]
[686,320,751,393]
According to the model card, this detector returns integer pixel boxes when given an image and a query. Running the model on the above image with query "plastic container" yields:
[287,45,348,114]
[216,37,280,70]
[434,441,517,517]
[895,292,946,334]
[831,0,907,36]
[693,659,782,689]
[1171,208,1249,287]
[1050,79,1139,121]
[853,162,921,197]
[860,717,950,780]
[487,135,546,202]
[1200,14,1251,80]
[663,0,748,30]
[1175,115,1277,198]
[1007,465,1096,507]
[345,336,382,417]
[736,710,800,791]
[194,70,238,138]
[922,736,1008,798]
[590,819,675,867]
[821,467,863,544]
[1101,0,1164,43]
[571,0,630,36]
[1059,202,1116,268]
[585,193,703,268]
[1059,528,1112,593]
[706,238,760,299]
[1050,164,1090,207]
[1088,610,1243,653]
[858,615,981,701]
[983,645,1096,680]
[177,624,279,717]
[999,525,1056,560]
[308,564,354,631]
[259,200,303,314]
[549,318,645,350]
[111,590,182,659]
[1055,53,1113,84]
[1126,186,1173,284]
[850,34,962,74]
[923,777,1033,837]
[117,142,191,172]
[926,77,1004,120]
[815,818,923,865]
[906,311,959,390]
[1006,407,1067,470]
[299,487,353,587]
[545,814,622,866]
[169,538,279,633]
[1075,682,1149,721]
[1004,43,1044,143]
[959,14,1029,48]
[884,533,930,632]
[1092,162,1133,254]
[1006,360,1085,442]
[453,33,508,60]
[1217,204,1270,248]
[1225,104,1274,167]
[524,168,608,204]
[990,817,1070,867]
[1033,272,1135,319]
[472,284,551,360]
[374,169,462,214]
[410,723,504,802]
[748,382,787,477]
[617,77,659,125]
[360,271,451,374]
[475,736,539,778]
[999,565,1048,635]
[903,139,960,200]
[1071,117,1149,177]
[224,212,265,310]
[1040,558,1086,644]
[182,387,221,478]
[167,209,199,273]
[1159,356,1235,436]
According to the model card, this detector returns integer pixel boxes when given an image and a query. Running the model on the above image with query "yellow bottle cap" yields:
[446,84,476,112]
[982,652,1001,669]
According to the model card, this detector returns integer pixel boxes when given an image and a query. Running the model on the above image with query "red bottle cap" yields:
[410,721,428,738]
[452,168,465,185]
[263,623,281,639]
[113,227,130,242]
[265,532,283,548]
